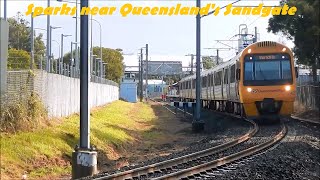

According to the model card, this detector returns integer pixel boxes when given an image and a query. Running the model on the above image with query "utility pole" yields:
[30,12,34,70]
[192,0,242,132]
[72,0,97,178]
[186,54,195,75]
[61,34,71,74]
[204,47,231,65]
[254,27,258,43]
[216,49,219,65]
[140,48,143,102]
[46,0,50,72]
[145,44,149,101]
[193,0,204,132]
[75,0,79,71]
[4,0,7,20]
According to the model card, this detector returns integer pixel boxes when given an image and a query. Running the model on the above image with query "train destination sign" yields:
[245,54,289,61]
[257,55,277,60]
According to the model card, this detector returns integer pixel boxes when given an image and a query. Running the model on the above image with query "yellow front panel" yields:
[238,41,297,117]
[280,101,294,115]
[243,103,259,116]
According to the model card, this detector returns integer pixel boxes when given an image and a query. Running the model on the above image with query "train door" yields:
[214,71,222,100]
[227,67,231,99]
[229,64,236,101]
[235,61,240,100]
[222,68,226,99]
[205,75,209,100]
[209,73,213,100]
[212,73,215,99]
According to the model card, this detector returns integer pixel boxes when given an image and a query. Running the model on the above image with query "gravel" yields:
[86,108,252,179]
[198,118,320,180]
[83,106,318,180]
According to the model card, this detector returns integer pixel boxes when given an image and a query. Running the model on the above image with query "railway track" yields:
[90,100,286,180]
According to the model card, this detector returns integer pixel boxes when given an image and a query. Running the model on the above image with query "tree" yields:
[62,50,77,65]
[268,0,320,82]
[62,47,124,83]
[202,56,215,70]
[7,48,30,70]
[8,12,46,68]
[92,47,124,83]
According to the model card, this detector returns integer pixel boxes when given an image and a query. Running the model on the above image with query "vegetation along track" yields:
[90,99,260,180]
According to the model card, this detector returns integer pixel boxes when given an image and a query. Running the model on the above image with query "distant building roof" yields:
[144,79,166,85]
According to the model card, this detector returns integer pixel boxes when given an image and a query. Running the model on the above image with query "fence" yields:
[296,85,320,111]
[1,69,119,118]
[7,56,116,86]
[295,73,320,111]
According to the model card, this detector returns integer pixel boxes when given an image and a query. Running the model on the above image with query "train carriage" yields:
[179,41,298,121]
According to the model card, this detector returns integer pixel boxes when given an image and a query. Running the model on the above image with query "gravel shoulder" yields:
[209,118,320,180]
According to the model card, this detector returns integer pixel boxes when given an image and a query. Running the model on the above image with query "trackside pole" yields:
[72,0,98,178]
[193,0,204,132]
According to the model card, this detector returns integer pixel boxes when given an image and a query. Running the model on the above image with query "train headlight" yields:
[247,87,252,92]
[285,85,291,91]
[282,48,287,52]
[248,49,252,53]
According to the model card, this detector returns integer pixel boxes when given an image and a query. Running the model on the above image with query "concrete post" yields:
[0,19,9,95]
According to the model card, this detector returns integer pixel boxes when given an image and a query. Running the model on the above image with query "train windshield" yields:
[243,54,293,86]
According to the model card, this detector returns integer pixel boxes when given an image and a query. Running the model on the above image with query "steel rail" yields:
[153,123,287,180]
[94,100,258,180]
[151,99,194,117]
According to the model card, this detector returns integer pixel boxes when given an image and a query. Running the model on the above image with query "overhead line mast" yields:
[193,0,242,132]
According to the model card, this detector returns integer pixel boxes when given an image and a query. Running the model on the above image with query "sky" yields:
[1,0,294,67]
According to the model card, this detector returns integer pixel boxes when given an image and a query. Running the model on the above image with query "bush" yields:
[0,92,48,133]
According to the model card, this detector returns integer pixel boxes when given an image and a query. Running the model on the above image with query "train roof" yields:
[180,50,242,82]
[179,41,291,82]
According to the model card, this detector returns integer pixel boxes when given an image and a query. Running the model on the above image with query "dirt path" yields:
[98,101,206,172]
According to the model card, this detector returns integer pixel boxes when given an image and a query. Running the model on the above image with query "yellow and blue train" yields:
[178,41,298,121]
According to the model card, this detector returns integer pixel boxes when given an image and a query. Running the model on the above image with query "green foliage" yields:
[1,101,156,179]
[268,0,319,81]
[62,50,77,65]
[8,12,46,67]
[202,56,216,70]
[93,47,124,83]
[7,48,31,69]
[62,47,124,82]
[0,92,47,133]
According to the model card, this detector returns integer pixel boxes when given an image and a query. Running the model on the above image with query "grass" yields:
[0,100,156,179]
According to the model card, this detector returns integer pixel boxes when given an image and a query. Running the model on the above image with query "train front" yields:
[239,41,297,121]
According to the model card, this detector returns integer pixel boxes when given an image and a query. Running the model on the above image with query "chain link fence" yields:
[7,56,118,87]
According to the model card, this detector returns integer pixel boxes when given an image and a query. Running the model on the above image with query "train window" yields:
[205,76,207,87]
[211,74,214,86]
[245,62,254,80]
[215,71,222,85]
[224,69,228,84]
[193,79,196,88]
[282,61,291,79]
[202,76,207,87]
[255,61,280,80]
[230,65,235,83]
